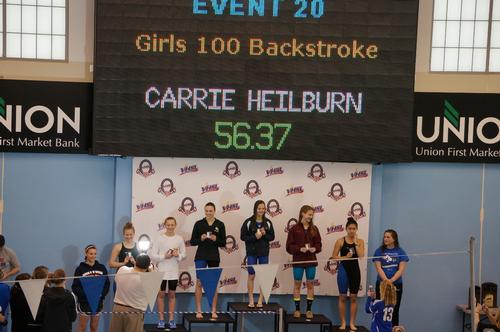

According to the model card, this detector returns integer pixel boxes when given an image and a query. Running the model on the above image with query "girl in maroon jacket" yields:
[286,205,322,320]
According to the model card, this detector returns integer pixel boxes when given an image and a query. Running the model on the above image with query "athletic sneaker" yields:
[168,320,176,329]
[157,320,165,329]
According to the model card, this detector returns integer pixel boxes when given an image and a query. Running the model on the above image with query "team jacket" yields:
[240,217,275,257]
[286,223,322,267]
[71,260,110,305]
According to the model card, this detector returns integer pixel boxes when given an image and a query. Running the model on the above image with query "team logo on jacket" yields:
[180,164,199,175]
[201,183,220,194]
[178,272,194,290]
[328,183,346,201]
[222,161,241,179]
[270,240,281,249]
[265,166,284,177]
[136,201,154,212]
[347,202,366,220]
[350,169,369,180]
[284,218,298,233]
[266,199,283,217]
[243,180,262,198]
[219,276,238,288]
[222,235,239,254]
[136,159,155,178]
[178,197,197,215]
[286,185,304,196]
[222,202,240,213]
[324,259,339,275]
[158,178,176,197]
[307,163,326,182]
[326,224,344,234]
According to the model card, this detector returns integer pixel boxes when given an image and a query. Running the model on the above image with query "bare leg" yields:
[248,274,255,306]
[293,280,301,299]
[77,314,88,332]
[211,288,219,319]
[168,290,176,322]
[349,295,358,330]
[157,291,165,321]
[195,280,203,319]
[89,315,100,332]
[339,295,347,329]
[257,288,264,307]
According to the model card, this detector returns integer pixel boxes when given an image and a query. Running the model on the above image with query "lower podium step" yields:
[331,326,370,332]
[182,313,236,332]
[144,323,188,331]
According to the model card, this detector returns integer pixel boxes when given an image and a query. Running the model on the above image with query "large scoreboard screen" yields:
[93,0,418,162]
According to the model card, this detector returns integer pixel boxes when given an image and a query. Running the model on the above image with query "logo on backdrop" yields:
[136,201,154,212]
[328,183,346,201]
[324,260,339,275]
[351,170,369,180]
[243,180,262,198]
[265,166,284,177]
[272,278,280,290]
[313,205,325,213]
[286,185,304,196]
[222,202,240,213]
[180,164,199,175]
[201,183,220,194]
[416,100,500,146]
[222,161,241,179]
[0,79,92,154]
[283,261,294,271]
[219,276,238,288]
[307,163,326,182]
[348,202,366,220]
[326,224,344,234]
[302,279,321,289]
[285,218,298,233]
[136,159,155,178]
[414,94,500,162]
[158,178,176,197]
[178,271,194,290]
[266,199,283,217]
[270,240,282,249]
[222,235,239,254]
[178,197,197,215]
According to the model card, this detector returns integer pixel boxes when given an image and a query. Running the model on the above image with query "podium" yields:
[227,302,283,332]
[182,313,236,332]
[284,313,332,332]
[144,323,188,331]
[331,326,370,332]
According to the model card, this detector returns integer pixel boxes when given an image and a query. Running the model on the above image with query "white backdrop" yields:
[132,158,372,296]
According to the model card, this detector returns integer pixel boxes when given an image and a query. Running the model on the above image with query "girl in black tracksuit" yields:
[72,244,110,332]
[240,200,275,308]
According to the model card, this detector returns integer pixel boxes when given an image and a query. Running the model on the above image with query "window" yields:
[1,0,67,60]
[431,0,500,72]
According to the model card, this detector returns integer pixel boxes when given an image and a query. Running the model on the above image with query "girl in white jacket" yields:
[150,217,186,329]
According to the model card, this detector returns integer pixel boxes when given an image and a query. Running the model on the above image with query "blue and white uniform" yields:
[365,296,393,332]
